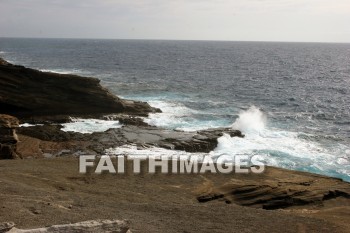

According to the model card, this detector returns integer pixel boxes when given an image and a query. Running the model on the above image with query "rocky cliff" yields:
[0,58,159,119]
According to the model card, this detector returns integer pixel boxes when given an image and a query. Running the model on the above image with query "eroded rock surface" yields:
[0,114,20,159]
[196,168,350,209]
[0,222,15,233]
[5,219,130,233]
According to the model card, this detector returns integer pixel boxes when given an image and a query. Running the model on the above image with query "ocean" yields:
[1,38,349,181]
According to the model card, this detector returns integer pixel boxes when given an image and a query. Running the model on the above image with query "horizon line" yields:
[0,36,349,44]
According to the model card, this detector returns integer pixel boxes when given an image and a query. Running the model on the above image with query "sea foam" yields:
[145,100,230,131]
[61,118,122,134]
[40,68,91,75]
[105,144,206,159]
[104,106,350,181]
[19,123,44,127]
[231,106,266,133]
[214,106,350,181]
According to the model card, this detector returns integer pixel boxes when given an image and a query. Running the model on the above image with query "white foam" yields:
[144,100,197,130]
[231,106,266,133]
[19,123,44,127]
[61,118,122,134]
[105,144,206,159]
[217,106,350,180]
[40,68,91,75]
[105,104,349,180]
[144,100,227,131]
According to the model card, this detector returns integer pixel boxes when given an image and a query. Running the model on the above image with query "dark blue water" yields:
[1,38,349,181]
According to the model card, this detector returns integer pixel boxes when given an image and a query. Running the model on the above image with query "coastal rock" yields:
[103,115,151,127]
[0,114,19,128]
[196,168,350,209]
[17,125,75,142]
[16,134,92,159]
[0,58,9,66]
[0,58,159,120]
[157,127,243,152]
[17,124,244,155]
[0,222,15,233]
[6,219,131,233]
[0,114,20,159]
[177,128,244,152]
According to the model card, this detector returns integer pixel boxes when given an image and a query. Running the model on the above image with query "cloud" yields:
[0,0,349,42]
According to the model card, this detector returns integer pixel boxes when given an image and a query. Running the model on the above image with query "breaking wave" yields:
[214,106,350,181]
[145,100,231,131]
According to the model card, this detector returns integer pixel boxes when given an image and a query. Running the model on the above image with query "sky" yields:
[0,0,349,42]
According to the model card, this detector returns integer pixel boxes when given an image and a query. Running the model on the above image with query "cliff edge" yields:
[0,58,159,119]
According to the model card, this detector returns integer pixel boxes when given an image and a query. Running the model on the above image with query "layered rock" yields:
[1,159,349,232]
[0,114,20,159]
[2,219,131,233]
[0,58,159,120]
[196,168,350,209]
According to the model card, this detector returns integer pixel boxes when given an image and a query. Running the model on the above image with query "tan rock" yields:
[196,168,350,209]
[7,219,131,233]
[0,114,20,159]
[0,114,19,129]
[0,222,15,233]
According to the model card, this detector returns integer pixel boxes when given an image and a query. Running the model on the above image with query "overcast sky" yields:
[1,0,349,42]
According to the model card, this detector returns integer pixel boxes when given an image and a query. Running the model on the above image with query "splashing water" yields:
[213,106,350,181]
[231,106,266,133]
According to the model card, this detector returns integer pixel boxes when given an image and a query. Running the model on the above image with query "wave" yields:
[61,118,122,134]
[40,68,91,75]
[215,106,350,181]
[104,105,350,181]
[145,100,230,131]
[231,106,266,133]
[144,100,196,130]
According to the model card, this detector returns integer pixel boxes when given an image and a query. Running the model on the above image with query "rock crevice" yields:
[196,173,350,209]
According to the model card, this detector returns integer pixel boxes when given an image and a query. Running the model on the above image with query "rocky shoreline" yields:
[1,57,350,232]
[1,57,245,159]
[0,57,160,122]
